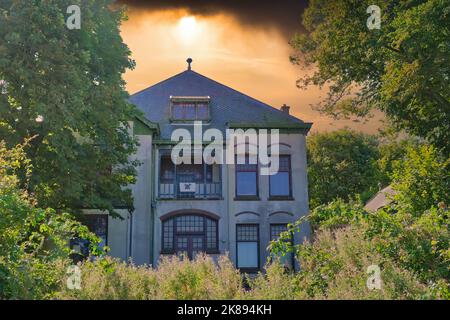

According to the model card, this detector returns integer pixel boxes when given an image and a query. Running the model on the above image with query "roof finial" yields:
[187,57,193,70]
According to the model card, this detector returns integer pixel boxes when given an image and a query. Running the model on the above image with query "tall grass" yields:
[57,254,244,300]
[56,223,434,300]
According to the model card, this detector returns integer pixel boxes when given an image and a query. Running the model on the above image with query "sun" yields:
[177,16,198,43]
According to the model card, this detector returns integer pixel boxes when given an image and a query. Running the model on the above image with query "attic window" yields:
[170,96,210,121]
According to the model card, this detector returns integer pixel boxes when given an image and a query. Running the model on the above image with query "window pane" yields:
[172,104,184,119]
[197,104,208,119]
[270,224,288,241]
[184,103,196,119]
[172,100,209,121]
[270,224,293,268]
[206,218,217,250]
[236,172,257,196]
[237,242,258,268]
[160,156,175,182]
[270,172,290,196]
[176,215,204,233]
[279,156,290,171]
[237,225,258,241]
[163,219,174,250]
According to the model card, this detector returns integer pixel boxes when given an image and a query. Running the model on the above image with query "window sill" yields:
[160,250,220,255]
[268,196,295,201]
[234,196,260,201]
[157,197,224,201]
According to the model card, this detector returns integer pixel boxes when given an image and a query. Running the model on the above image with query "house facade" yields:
[83,61,312,271]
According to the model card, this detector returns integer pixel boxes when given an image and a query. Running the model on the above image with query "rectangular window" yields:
[171,100,209,121]
[70,214,108,261]
[270,224,294,269]
[84,214,108,248]
[269,155,292,198]
[270,224,288,242]
[235,156,258,198]
[236,224,259,271]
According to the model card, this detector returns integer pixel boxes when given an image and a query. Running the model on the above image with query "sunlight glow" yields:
[177,16,198,43]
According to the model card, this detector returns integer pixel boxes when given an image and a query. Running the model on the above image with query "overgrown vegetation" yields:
[271,145,449,299]
[0,140,100,299]
[307,128,420,209]
[307,129,381,208]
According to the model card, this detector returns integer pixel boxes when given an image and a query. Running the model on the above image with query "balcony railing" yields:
[159,182,222,199]
[159,169,222,199]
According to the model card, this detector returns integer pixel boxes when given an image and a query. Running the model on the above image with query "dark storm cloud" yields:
[118,0,308,36]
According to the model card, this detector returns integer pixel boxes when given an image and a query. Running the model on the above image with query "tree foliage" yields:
[272,143,450,299]
[292,0,450,153]
[307,129,381,208]
[390,144,449,215]
[0,140,100,299]
[0,0,139,215]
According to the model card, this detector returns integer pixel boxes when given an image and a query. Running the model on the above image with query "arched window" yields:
[162,214,218,259]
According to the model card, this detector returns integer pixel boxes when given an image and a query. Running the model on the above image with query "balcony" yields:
[158,156,222,200]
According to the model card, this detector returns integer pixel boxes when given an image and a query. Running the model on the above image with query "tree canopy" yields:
[0,0,139,215]
[292,0,450,154]
[0,140,100,299]
[307,129,381,208]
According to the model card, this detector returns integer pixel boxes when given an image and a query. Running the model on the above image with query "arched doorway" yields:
[161,212,219,259]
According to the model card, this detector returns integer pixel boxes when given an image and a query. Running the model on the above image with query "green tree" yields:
[0,0,138,215]
[0,140,100,299]
[292,0,450,153]
[390,144,449,215]
[376,126,421,187]
[307,129,381,208]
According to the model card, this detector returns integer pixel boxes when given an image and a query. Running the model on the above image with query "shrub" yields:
[57,254,244,300]
[309,197,367,230]
[307,224,429,300]
[390,145,449,216]
[247,261,303,300]
[0,140,100,299]
[366,205,450,287]
[260,222,431,300]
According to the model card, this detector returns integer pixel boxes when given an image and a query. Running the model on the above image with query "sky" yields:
[119,0,384,133]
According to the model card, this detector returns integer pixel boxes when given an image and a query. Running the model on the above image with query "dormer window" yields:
[170,96,210,121]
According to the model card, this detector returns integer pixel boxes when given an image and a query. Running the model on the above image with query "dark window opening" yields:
[70,214,108,263]
[171,101,209,121]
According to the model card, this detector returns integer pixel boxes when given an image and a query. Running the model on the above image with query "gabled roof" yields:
[364,186,396,212]
[129,69,312,139]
